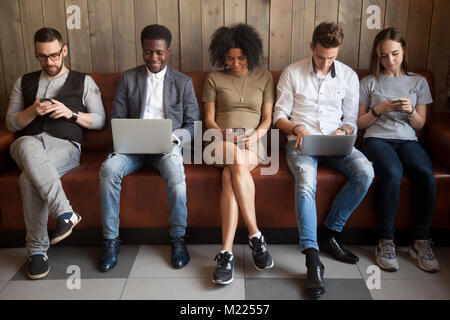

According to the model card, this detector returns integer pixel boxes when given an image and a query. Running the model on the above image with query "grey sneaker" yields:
[408,240,440,273]
[375,239,399,271]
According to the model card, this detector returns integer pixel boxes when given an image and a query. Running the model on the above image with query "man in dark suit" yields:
[99,24,200,272]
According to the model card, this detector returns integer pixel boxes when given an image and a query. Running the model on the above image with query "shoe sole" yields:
[408,246,440,273]
[253,259,274,271]
[212,271,234,285]
[375,247,399,272]
[50,214,81,246]
[28,266,50,280]
[212,277,234,285]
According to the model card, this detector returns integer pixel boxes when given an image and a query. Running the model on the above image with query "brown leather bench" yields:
[0,70,448,243]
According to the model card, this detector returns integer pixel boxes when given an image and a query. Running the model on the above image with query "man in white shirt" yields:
[99,24,200,272]
[273,22,374,298]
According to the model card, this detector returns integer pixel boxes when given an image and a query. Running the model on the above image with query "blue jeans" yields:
[360,138,436,240]
[100,144,188,239]
[285,141,374,251]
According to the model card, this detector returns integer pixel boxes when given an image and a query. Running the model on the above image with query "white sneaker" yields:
[375,239,399,271]
[408,240,440,273]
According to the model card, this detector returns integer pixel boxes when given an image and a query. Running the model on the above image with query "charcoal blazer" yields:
[112,65,200,144]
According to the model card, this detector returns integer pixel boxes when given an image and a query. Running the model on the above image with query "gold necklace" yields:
[232,76,247,102]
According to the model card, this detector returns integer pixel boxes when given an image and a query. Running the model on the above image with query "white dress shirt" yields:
[142,66,167,119]
[273,58,359,138]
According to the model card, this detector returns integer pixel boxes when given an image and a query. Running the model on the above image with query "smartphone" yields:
[390,99,401,103]
[231,127,245,136]
[40,98,52,103]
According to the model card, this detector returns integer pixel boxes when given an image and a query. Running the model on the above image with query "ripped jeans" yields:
[100,144,187,239]
[285,141,374,251]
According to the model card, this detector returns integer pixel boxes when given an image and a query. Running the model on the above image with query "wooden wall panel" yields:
[42,0,71,68]
[427,0,450,112]
[111,0,136,72]
[65,0,92,73]
[247,0,270,69]
[269,0,292,70]
[0,0,449,114]
[134,0,157,65]
[315,0,339,25]
[202,0,224,71]
[88,0,114,73]
[338,0,363,69]
[406,0,433,69]
[384,0,410,36]
[0,0,27,100]
[224,0,246,25]
[18,0,44,72]
[180,0,202,72]
[291,0,316,63]
[359,0,386,69]
[157,0,181,70]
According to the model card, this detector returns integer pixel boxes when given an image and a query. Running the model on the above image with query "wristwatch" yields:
[339,126,348,135]
[69,111,79,123]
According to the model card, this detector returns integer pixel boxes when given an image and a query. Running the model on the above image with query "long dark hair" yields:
[369,27,410,79]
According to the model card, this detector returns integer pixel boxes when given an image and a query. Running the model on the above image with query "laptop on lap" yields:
[300,135,357,156]
[111,119,173,154]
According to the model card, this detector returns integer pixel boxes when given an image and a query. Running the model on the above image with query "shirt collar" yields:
[310,57,336,78]
[147,66,167,80]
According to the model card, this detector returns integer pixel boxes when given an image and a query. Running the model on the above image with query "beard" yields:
[43,63,63,77]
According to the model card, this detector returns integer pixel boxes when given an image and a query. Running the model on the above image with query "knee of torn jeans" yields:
[293,165,316,195]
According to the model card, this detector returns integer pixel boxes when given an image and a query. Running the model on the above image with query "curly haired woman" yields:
[202,24,275,285]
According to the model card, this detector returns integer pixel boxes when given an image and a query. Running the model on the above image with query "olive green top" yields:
[202,69,274,130]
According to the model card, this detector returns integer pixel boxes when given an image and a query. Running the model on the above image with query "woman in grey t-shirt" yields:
[357,28,439,273]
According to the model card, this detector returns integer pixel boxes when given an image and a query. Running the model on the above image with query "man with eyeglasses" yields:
[5,27,105,280]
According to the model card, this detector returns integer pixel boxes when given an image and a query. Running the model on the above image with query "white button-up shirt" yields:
[273,58,359,138]
[142,66,167,119]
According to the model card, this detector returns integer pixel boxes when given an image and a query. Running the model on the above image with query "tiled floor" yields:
[0,244,449,300]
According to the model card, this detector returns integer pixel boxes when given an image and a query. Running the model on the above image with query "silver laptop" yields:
[111,119,172,154]
[300,135,357,156]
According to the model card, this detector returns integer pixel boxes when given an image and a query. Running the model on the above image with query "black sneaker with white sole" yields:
[249,234,274,270]
[212,251,234,285]
[50,212,81,245]
[28,254,50,280]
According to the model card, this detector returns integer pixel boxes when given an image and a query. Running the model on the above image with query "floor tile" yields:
[11,245,139,280]
[0,248,27,281]
[121,277,245,300]
[0,279,127,300]
[0,281,8,293]
[369,279,450,300]
[129,244,244,279]
[243,245,362,279]
[245,278,372,300]
[353,246,450,281]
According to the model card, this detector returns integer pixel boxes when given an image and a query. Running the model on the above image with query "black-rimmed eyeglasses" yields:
[35,47,64,62]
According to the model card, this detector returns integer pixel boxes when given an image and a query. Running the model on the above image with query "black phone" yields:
[40,98,52,103]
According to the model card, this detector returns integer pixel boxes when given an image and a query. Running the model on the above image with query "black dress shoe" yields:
[170,237,190,269]
[306,262,325,298]
[320,236,359,264]
[99,238,121,272]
